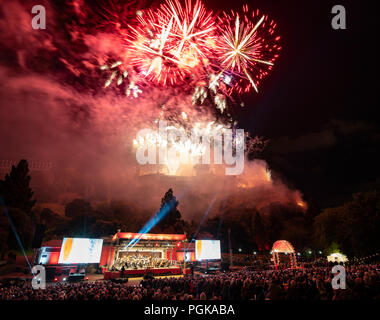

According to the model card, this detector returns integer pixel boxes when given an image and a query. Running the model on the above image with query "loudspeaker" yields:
[68,273,85,283]
[45,267,56,281]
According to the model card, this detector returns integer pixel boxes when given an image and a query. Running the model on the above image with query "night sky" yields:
[217,0,379,210]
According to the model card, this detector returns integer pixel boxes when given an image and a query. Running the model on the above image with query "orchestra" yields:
[111,253,174,270]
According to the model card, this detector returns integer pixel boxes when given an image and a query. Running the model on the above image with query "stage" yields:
[37,232,196,280]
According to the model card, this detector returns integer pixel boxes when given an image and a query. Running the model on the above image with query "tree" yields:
[326,241,341,255]
[0,207,34,250]
[0,213,9,258]
[153,189,184,233]
[0,160,36,214]
[65,199,92,218]
[313,191,379,256]
[252,212,267,251]
[64,199,94,236]
[313,207,342,250]
[280,217,310,250]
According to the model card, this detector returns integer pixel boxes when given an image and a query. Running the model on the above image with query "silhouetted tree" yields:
[313,191,379,256]
[153,189,184,233]
[0,207,34,250]
[280,217,310,249]
[65,199,92,218]
[0,213,9,257]
[0,160,36,214]
[64,199,94,236]
[325,241,341,255]
[252,212,267,251]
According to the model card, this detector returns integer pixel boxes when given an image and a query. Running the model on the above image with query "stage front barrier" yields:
[104,267,181,279]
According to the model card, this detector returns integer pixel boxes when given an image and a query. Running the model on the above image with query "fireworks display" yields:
[215,5,281,94]
[101,0,281,112]
[0,0,311,215]
[132,117,231,174]
[97,0,281,176]
[128,0,216,86]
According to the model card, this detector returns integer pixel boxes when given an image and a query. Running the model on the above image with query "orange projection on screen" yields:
[62,238,73,261]
[196,240,202,258]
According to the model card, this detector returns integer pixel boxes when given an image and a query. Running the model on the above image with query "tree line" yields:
[0,160,378,259]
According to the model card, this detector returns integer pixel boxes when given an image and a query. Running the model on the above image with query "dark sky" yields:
[210,0,379,209]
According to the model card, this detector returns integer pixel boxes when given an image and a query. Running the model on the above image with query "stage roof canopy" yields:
[113,232,186,242]
[272,240,295,253]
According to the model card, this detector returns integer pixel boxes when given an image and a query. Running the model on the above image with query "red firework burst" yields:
[104,0,281,108]
[215,5,282,94]
[127,0,216,86]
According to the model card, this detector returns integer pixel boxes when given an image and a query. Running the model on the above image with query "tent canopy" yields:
[327,252,348,263]
[272,240,295,253]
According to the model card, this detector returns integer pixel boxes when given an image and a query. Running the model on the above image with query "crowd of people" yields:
[0,264,378,300]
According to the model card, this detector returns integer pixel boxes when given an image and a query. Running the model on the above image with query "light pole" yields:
[228,228,233,267]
